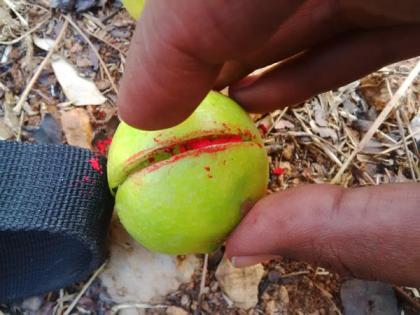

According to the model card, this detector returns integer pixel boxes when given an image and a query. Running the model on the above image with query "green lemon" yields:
[122,0,145,20]
[108,91,269,254]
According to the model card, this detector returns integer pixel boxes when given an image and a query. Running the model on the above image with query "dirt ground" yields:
[0,1,419,314]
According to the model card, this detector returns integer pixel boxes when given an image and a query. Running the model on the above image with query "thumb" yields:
[225,183,420,286]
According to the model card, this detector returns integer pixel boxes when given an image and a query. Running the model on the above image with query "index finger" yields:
[117,0,303,130]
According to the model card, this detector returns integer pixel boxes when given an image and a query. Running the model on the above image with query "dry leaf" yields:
[313,103,328,127]
[361,139,384,154]
[309,120,338,142]
[33,35,54,51]
[352,119,373,133]
[4,91,19,133]
[51,54,106,106]
[274,119,295,130]
[215,256,264,309]
[342,99,359,116]
[76,56,93,68]
[359,74,389,111]
[1,45,12,63]
[61,108,93,149]
[410,114,420,142]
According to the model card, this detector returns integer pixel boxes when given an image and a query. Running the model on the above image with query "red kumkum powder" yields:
[88,157,103,174]
[96,136,113,155]
[185,135,242,150]
[272,167,285,176]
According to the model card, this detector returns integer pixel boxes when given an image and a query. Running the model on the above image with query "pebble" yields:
[341,279,399,315]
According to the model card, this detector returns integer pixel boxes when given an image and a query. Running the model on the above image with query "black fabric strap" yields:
[0,141,113,302]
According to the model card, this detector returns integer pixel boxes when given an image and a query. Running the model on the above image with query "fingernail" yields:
[230,255,282,268]
[230,75,258,90]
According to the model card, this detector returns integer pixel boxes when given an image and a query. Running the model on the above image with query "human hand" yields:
[117,0,420,286]
[117,0,420,130]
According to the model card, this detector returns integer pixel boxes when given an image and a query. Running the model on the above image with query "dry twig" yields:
[111,303,167,314]
[199,253,209,298]
[63,15,119,95]
[63,262,107,315]
[4,0,28,27]
[14,19,69,113]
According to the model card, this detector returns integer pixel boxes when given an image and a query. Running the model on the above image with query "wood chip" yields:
[61,108,93,149]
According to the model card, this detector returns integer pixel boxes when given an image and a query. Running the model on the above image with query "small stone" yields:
[341,279,399,315]
[166,306,188,315]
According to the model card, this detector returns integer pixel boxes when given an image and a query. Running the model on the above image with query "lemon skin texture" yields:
[123,0,144,20]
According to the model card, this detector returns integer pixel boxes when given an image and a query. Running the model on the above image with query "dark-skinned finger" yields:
[215,0,420,90]
[229,26,420,113]
[215,0,343,89]
[117,0,303,130]
[339,0,420,27]
[226,183,420,286]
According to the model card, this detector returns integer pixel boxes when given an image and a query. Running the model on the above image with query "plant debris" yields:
[51,55,107,105]
[61,107,93,149]
[215,257,265,309]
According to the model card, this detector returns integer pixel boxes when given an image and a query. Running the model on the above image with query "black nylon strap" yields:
[0,141,113,302]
